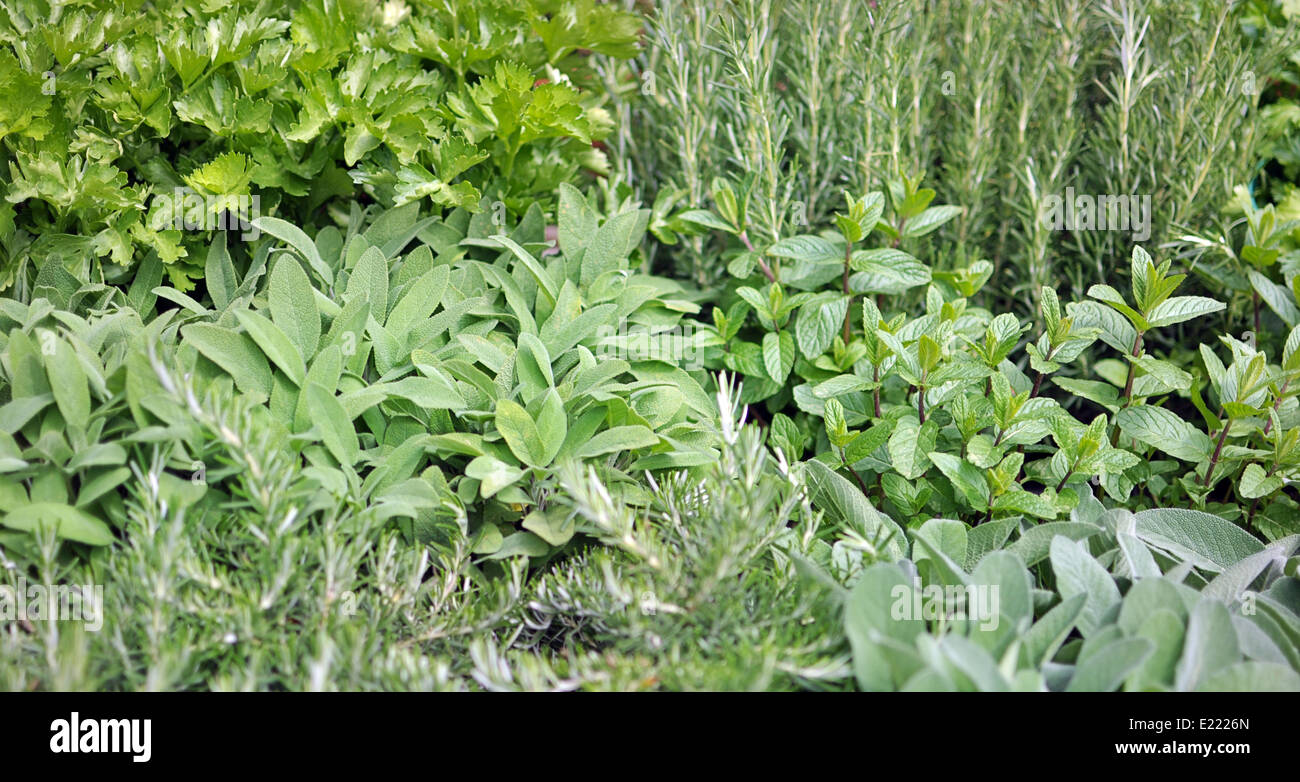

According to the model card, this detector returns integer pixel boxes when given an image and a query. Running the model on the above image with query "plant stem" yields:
[843,450,872,497]
[872,365,882,418]
[1111,330,1144,447]
[1120,331,1144,404]
[1030,371,1045,399]
[1263,379,1290,436]
[1201,417,1232,487]
[739,230,777,282]
[1055,466,1073,493]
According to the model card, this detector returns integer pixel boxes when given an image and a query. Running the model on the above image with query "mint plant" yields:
[669,182,1299,538]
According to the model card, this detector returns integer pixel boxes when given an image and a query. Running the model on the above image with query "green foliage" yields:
[0,380,846,691]
[3,1,1300,694]
[0,294,148,554]
[0,186,715,564]
[624,0,1291,315]
[670,180,1298,537]
[0,0,640,294]
[1232,1,1300,258]
[843,504,1300,691]
[3,357,1298,691]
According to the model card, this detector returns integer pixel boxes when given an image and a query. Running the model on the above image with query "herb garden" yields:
[2,0,1300,692]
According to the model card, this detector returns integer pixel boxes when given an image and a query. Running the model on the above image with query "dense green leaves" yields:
[3,502,114,545]
[182,323,273,397]
[0,0,642,293]
[1,0,1298,694]
[1050,536,1122,637]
